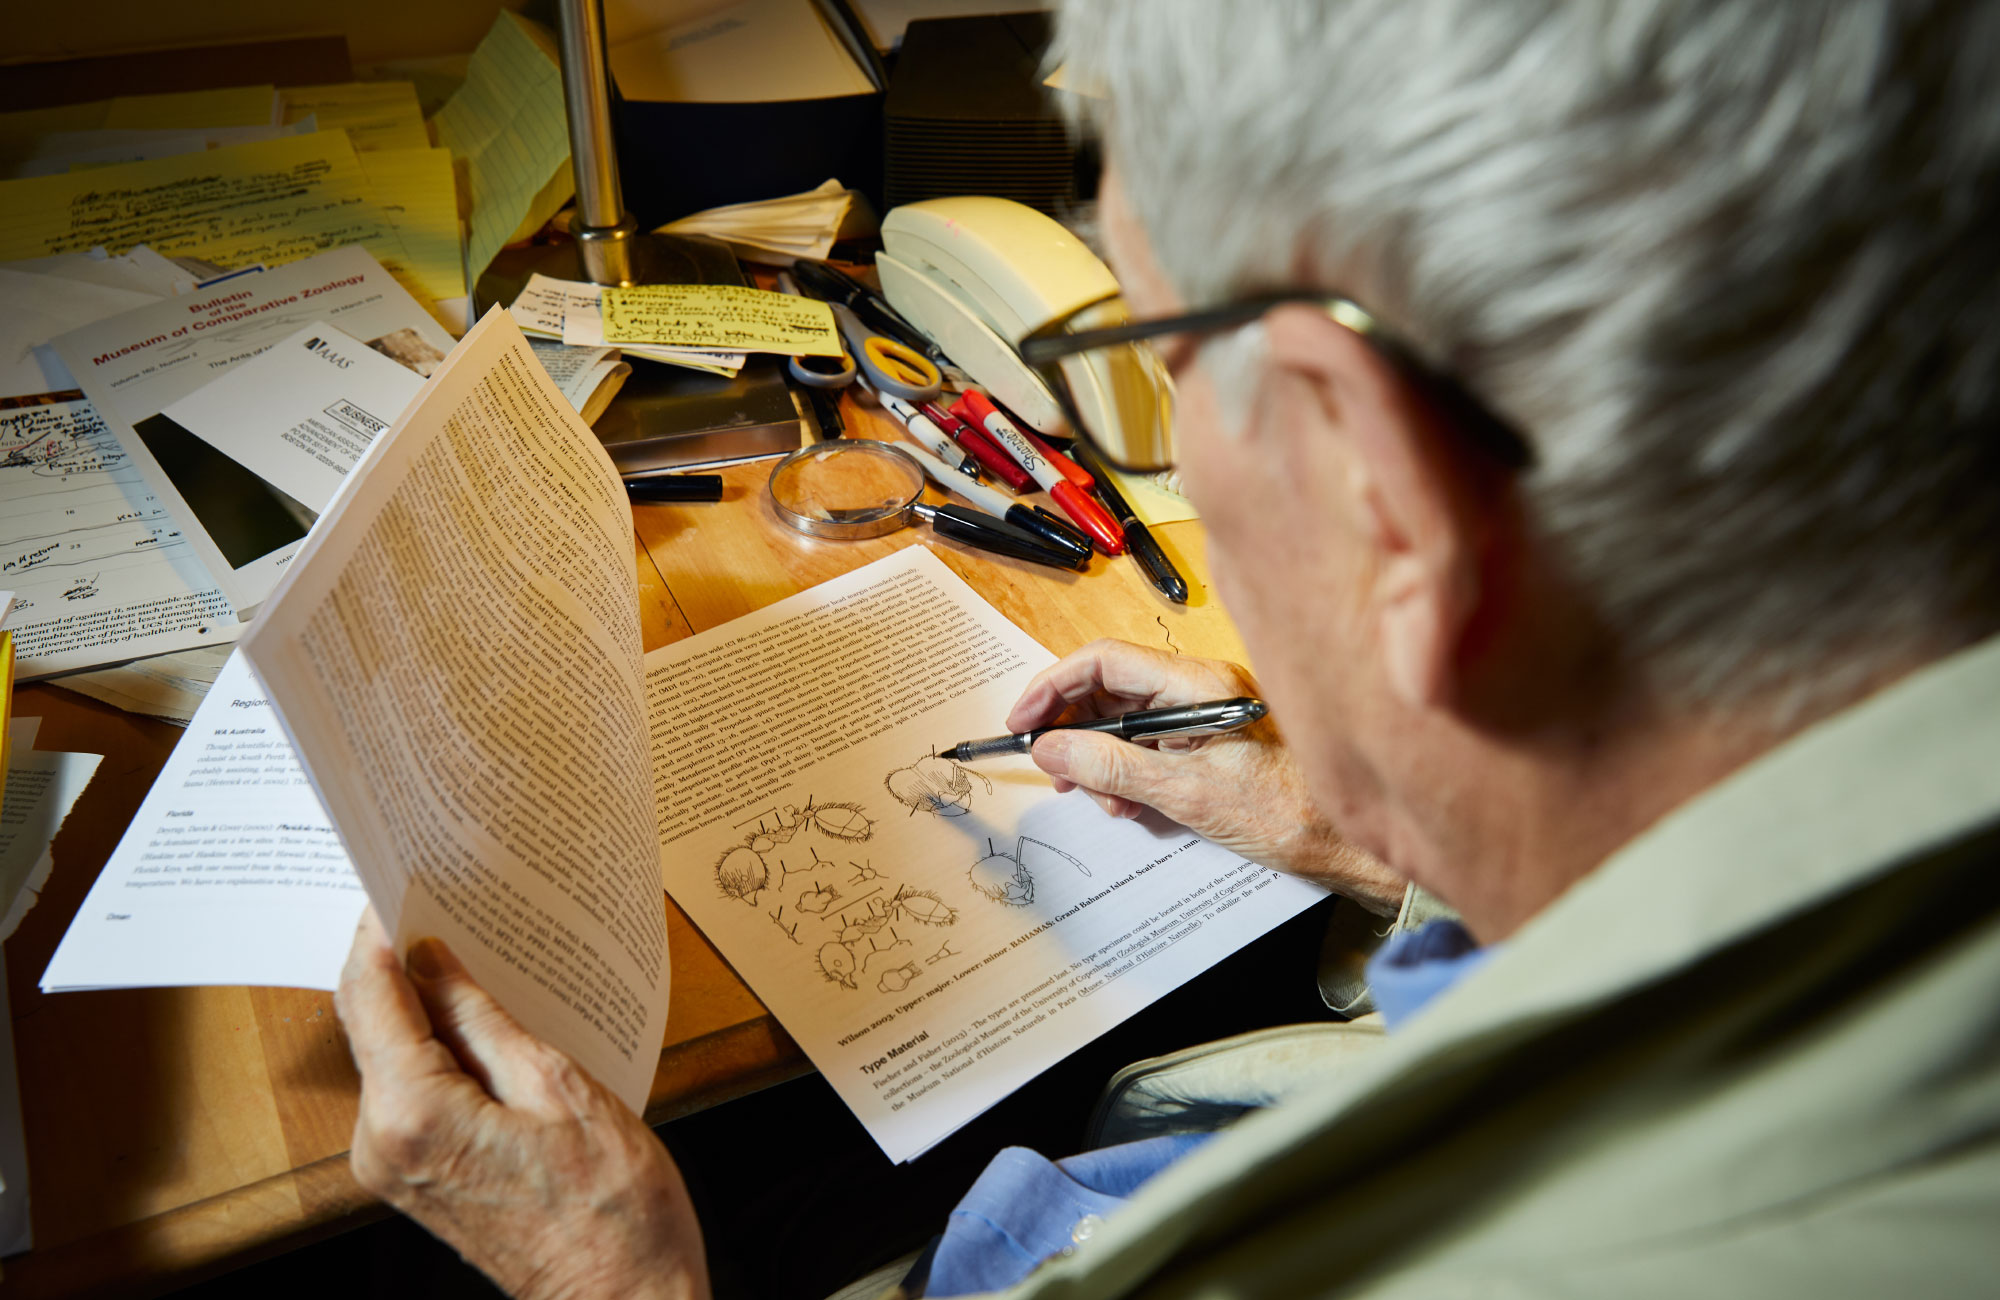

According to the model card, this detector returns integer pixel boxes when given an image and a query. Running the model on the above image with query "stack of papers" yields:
[279,81,432,153]
[655,178,877,265]
[0,122,464,328]
[509,274,747,377]
[0,244,243,680]
[55,644,234,728]
[44,247,457,620]
[526,338,632,426]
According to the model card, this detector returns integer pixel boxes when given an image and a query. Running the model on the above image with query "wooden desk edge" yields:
[1,1019,811,1299]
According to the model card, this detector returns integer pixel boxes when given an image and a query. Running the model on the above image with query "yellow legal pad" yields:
[600,284,843,358]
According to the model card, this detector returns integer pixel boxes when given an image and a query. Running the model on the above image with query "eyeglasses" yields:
[1015,291,1535,475]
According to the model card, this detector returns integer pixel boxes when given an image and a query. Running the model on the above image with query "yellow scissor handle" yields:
[859,336,944,400]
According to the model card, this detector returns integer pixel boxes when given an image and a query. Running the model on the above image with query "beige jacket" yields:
[995,634,2000,1298]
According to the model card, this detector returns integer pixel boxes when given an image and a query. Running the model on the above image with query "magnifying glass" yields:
[766,441,1087,571]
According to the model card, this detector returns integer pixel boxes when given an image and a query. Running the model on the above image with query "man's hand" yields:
[336,909,709,1300]
[1008,639,1404,914]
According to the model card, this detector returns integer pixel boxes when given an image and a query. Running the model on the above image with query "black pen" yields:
[1076,444,1188,604]
[940,697,1266,761]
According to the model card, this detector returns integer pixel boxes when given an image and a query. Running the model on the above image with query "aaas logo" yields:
[301,335,354,369]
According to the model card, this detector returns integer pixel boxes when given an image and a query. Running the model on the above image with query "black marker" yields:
[1076,443,1187,603]
[623,473,725,502]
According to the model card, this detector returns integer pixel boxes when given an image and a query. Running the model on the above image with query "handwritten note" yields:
[0,131,426,310]
[600,284,843,357]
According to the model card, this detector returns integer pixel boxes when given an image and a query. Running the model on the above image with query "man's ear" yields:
[1262,303,1487,709]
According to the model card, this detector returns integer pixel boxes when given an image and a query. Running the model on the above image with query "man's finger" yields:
[1007,639,1225,733]
[1031,730,1202,823]
[405,937,564,1109]
[337,907,465,1088]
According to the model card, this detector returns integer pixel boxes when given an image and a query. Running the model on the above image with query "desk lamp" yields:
[475,0,810,470]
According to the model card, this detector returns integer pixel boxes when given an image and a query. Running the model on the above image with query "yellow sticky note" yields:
[0,131,424,308]
[601,285,844,357]
[103,86,276,130]
[433,12,575,280]
[360,146,466,313]
[280,82,430,153]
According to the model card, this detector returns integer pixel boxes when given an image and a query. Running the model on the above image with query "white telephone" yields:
[876,197,1172,464]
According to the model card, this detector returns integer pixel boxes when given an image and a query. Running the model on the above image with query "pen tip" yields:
[938,745,961,761]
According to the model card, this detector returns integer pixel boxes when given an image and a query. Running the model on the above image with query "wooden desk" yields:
[1,400,1244,1297]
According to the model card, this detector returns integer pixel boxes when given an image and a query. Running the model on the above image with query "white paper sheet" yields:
[12,121,318,177]
[1,246,197,299]
[160,325,424,515]
[0,267,161,400]
[40,650,366,993]
[646,548,1327,1161]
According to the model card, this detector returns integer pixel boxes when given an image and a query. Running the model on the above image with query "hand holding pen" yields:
[988,639,1405,911]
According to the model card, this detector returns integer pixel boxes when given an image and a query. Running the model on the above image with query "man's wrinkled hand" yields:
[1008,638,1404,914]
[336,909,709,1300]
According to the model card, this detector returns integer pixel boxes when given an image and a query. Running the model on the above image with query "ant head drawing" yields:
[885,752,991,818]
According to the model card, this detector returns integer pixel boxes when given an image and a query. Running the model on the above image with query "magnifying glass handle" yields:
[912,503,1090,571]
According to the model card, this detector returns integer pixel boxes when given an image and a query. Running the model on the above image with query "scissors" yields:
[780,278,945,404]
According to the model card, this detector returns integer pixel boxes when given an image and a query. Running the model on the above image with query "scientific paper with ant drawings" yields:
[236,308,669,1115]
[645,547,1328,1161]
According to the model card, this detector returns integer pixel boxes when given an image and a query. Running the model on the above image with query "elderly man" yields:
[334,0,2000,1295]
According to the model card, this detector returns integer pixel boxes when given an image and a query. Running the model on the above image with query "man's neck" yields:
[1441,708,1779,942]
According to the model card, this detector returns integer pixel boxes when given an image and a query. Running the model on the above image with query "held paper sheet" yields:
[645,548,1327,1161]
[40,649,364,992]
[240,310,669,1114]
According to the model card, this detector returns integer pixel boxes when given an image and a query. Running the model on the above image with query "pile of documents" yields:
[0,83,466,330]
[0,8,591,718]
[510,274,750,378]
[0,243,623,712]
[655,178,877,265]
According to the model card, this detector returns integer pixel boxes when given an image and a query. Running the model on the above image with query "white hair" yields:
[1053,0,2000,711]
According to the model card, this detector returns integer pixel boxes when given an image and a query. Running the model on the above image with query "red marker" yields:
[924,400,1032,492]
[1022,428,1093,492]
[952,390,1125,555]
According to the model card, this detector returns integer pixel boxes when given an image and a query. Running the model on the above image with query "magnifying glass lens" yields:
[768,442,925,535]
